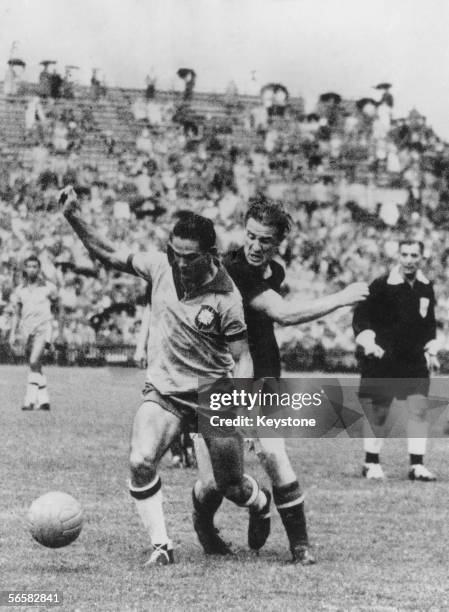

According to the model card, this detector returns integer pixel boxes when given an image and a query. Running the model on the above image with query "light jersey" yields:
[129,249,247,394]
[13,279,57,337]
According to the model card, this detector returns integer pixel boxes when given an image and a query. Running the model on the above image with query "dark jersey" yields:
[224,247,285,378]
[353,267,436,378]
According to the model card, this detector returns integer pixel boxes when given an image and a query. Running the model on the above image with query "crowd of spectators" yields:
[2,78,449,368]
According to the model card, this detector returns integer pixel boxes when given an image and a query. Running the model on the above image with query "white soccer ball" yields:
[28,491,83,548]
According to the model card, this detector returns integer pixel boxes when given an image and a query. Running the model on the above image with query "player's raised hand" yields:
[338,282,370,306]
[58,185,79,216]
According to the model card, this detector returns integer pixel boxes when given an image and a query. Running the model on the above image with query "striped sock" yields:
[273,481,308,548]
[242,474,268,512]
[129,476,169,546]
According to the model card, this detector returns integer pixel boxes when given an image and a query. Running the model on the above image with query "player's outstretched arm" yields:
[59,186,132,273]
[249,282,369,326]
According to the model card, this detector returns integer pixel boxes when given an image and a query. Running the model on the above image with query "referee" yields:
[353,239,439,481]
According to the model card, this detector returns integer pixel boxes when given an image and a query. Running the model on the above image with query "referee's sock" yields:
[273,481,308,548]
[129,476,169,546]
[363,438,383,463]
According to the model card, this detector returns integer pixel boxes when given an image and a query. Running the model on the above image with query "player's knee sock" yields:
[192,483,223,524]
[24,372,40,407]
[129,476,169,546]
[273,481,308,548]
[241,474,268,512]
[37,373,49,406]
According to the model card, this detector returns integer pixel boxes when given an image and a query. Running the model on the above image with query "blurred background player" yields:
[61,186,271,566]
[134,282,195,468]
[353,239,439,481]
[9,255,58,410]
[193,198,369,564]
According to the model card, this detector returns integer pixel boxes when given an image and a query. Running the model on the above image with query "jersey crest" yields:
[419,297,429,318]
[195,305,218,330]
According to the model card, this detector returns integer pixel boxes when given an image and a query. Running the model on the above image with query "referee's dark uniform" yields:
[353,266,436,400]
[353,264,437,481]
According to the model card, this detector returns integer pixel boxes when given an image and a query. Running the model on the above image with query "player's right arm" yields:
[249,282,369,326]
[59,186,132,273]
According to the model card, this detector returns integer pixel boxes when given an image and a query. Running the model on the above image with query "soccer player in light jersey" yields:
[9,255,58,410]
[60,186,271,566]
[192,199,369,564]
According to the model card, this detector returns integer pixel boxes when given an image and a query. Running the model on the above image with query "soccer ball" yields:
[28,491,83,548]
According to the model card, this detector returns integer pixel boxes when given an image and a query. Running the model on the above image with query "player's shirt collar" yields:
[173,262,234,300]
[387,265,429,285]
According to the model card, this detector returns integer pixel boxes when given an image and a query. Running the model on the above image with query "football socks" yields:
[273,481,308,548]
[129,476,169,547]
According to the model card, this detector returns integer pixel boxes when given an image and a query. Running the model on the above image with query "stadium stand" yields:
[2,72,449,370]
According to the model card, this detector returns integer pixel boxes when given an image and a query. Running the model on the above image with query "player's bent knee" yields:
[129,451,158,485]
[219,480,247,505]
[29,361,42,372]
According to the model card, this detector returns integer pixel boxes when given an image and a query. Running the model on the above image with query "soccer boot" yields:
[22,404,34,411]
[192,510,234,555]
[362,463,386,480]
[39,403,50,411]
[291,543,316,566]
[248,487,271,551]
[408,464,436,482]
[144,543,174,566]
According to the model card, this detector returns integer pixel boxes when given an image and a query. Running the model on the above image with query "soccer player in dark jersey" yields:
[353,239,439,481]
[192,199,369,564]
[60,186,270,566]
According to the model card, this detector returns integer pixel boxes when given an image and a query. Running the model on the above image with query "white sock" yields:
[407,429,428,457]
[130,476,169,546]
[243,474,268,512]
[24,372,40,407]
[37,373,49,406]
[364,438,383,455]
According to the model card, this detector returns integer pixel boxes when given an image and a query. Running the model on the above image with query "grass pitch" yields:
[1,365,449,611]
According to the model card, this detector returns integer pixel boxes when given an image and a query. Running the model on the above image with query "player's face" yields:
[167,236,212,286]
[244,217,279,268]
[399,243,422,278]
[25,261,40,281]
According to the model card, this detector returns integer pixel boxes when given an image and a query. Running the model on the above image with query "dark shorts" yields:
[141,381,239,436]
[359,377,430,404]
[141,382,199,432]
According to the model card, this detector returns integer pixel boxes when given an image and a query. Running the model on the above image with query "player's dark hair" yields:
[399,239,424,254]
[170,211,217,253]
[24,255,41,268]
[245,197,292,242]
